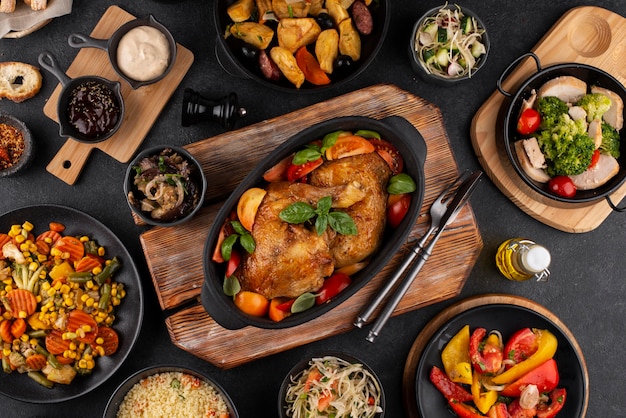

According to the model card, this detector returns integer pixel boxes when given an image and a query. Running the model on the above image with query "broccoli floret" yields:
[577,93,612,122]
[537,113,595,176]
[536,96,569,130]
[600,121,621,158]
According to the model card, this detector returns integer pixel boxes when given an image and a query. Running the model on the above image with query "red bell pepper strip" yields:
[501,358,559,397]
[448,399,486,418]
[469,328,503,374]
[315,272,351,305]
[429,366,473,403]
[536,388,567,418]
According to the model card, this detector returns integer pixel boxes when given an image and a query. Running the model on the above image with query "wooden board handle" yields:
[46,140,94,185]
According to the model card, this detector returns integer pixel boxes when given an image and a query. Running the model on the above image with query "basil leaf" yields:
[279,202,316,224]
[315,214,328,236]
[321,131,342,153]
[239,233,256,254]
[231,220,247,235]
[328,211,358,235]
[354,129,381,139]
[223,275,241,297]
[315,196,332,215]
[291,292,316,313]
[388,173,417,195]
[292,147,322,165]
[221,234,239,261]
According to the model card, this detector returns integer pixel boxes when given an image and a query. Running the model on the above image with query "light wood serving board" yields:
[42,6,194,185]
[471,6,626,233]
[138,84,483,369]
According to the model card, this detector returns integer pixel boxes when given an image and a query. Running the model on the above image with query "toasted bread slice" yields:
[23,0,47,10]
[0,62,43,103]
[0,0,16,13]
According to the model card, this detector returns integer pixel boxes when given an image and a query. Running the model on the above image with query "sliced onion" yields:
[519,384,540,409]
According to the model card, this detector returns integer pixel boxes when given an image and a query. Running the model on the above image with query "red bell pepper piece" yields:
[488,402,511,418]
[315,272,351,305]
[429,366,473,403]
[448,398,485,418]
[470,328,503,374]
[507,399,536,418]
[501,358,559,397]
[536,388,567,418]
[225,248,241,277]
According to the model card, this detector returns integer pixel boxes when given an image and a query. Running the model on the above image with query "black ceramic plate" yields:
[415,304,586,418]
[214,0,389,92]
[0,205,143,403]
[103,365,239,418]
[202,115,427,329]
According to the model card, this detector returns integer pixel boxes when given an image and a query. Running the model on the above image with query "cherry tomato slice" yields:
[370,138,404,174]
[548,175,576,198]
[325,135,375,160]
[387,194,411,228]
[263,154,293,182]
[588,149,600,169]
[503,327,538,366]
[469,328,503,374]
[286,157,323,182]
[501,358,559,397]
[517,108,541,135]
[536,388,567,418]
[315,272,352,305]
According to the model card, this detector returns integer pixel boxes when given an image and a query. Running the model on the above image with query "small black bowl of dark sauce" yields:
[38,51,124,143]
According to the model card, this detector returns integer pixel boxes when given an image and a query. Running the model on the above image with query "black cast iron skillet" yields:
[0,205,143,403]
[38,52,125,143]
[498,52,626,210]
[201,115,427,330]
[68,15,177,89]
[214,0,389,93]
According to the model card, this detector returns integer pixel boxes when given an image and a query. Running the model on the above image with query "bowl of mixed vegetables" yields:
[409,4,489,85]
[278,353,385,417]
[416,303,587,418]
[0,205,143,403]
[499,53,626,208]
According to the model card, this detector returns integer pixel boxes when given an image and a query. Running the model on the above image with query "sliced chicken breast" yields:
[569,153,619,190]
[537,76,587,103]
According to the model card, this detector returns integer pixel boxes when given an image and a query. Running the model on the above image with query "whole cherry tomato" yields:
[234,291,269,316]
[387,194,411,228]
[517,108,541,135]
[548,176,576,198]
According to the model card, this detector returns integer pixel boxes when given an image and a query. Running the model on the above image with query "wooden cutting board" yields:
[471,6,626,233]
[138,84,483,369]
[42,6,194,185]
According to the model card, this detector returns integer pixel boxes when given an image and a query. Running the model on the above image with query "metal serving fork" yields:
[353,170,482,340]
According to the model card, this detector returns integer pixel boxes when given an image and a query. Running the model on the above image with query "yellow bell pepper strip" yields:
[471,370,498,414]
[491,328,558,385]
[441,324,473,384]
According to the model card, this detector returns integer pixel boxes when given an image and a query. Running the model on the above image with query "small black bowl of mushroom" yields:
[125,145,207,226]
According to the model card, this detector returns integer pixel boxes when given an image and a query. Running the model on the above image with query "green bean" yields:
[68,271,93,283]
[35,344,61,369]
[28,329,47,339]
[98,282,111,310]
[28,371,54,388]
[83,240,98,256]
[94,257,121,285]
[2,355,11,373]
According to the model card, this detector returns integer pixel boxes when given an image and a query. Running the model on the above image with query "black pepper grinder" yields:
[181,88,246,130]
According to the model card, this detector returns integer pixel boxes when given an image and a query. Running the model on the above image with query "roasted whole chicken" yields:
[237,152,392,299]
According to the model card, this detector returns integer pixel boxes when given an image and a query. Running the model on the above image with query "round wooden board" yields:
[2,19,51,39]
[401,294,589,418]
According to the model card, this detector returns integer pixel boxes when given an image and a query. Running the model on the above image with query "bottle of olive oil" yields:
[495,238,551,281]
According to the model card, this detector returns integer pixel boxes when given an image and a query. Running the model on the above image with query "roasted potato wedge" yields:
[256,0,272,22]
[272,0,310,19]
[326,0,350,25]
[277,18,322,53]
[315,29,339,74]
[309,0,324,16]
[227,0,255,22]
[270,46,306,88]
[338,18,361,61]
[230,22,275,49]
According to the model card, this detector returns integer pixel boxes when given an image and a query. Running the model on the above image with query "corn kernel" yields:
[64,298,73,307]
[95,346,105,357]
[60,284,70,294]
[80,294,89,302]
[95,337,104,345]
[14,235,25,244]
[69,342,77,350]
[28,262,38,271]
[18,310,27,319]
[79,236,89,242]
[35,295,42,303]
[83,352,92,361]
[97,247,105,257]
[86,280,94,289]
[20,243,29,252]
[22,221,33,231]
[41,282,51,291]
[78,359,87,369]
[86,359,95,369]
[92,266,102,275]
[29,338,38,346]
[53,281,62,290]
[44,237,52,244]
[4,285,12,293]
[20,334,29,342]
[9,225,20,236]
[81,324,92,333]
[85,298,95,307]
[2,348,10,356]
[37,254,47,262]
[2,279,11,286]
[61,252,70,260]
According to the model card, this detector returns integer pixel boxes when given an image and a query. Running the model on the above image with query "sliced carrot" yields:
[7,289,38,317]
[49,222,66,233]
[25,353,48,371]
[55,354,74,365]
[0,320,13,343]
[45,329,71,355]
[67,309,98,343]
[74,255,103,273]
[10,318,26,339]
[36,230,62,245]
[0,233,10,259]
[304,368,322,392]
[92,326,119,356]
[35,239,51,255]
[54,236,85,263]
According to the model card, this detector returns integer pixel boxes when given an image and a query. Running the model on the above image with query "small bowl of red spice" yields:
[0,113,34,178]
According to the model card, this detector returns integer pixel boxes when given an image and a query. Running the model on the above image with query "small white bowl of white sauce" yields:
[68,15,177,89]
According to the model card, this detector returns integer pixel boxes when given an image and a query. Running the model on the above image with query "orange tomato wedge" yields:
[325,135,375,160]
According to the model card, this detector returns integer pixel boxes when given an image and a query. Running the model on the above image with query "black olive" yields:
[334,55,355,77]
[315,13,335,30]
[241,45,259,61]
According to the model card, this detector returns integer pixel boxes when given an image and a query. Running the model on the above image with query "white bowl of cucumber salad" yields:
[409,4,489,85]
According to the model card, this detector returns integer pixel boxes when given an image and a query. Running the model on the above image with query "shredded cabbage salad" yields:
[414,3,487,79]
[284,356,383,418]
